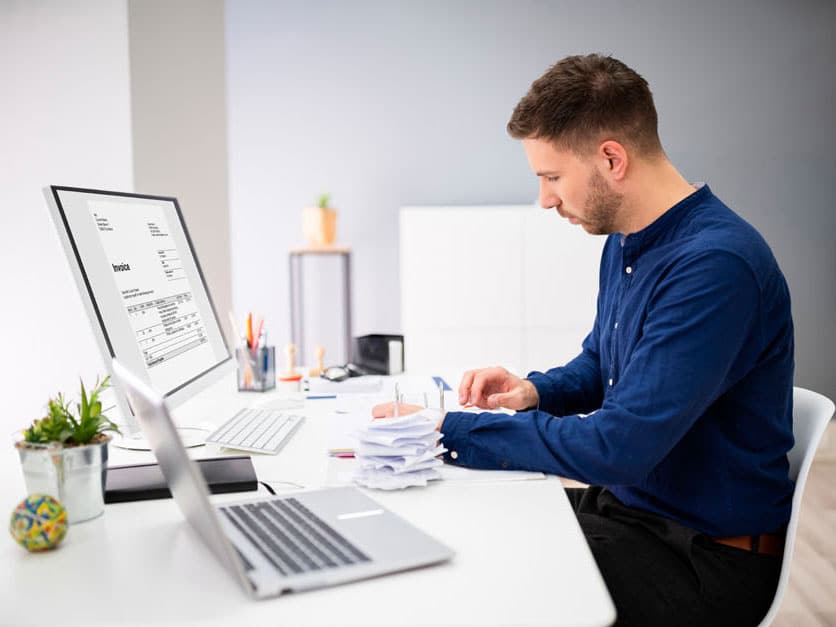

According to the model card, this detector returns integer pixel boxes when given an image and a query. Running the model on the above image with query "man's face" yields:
[522,137,624,235]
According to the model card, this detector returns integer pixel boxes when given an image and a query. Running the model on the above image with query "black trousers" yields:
[566,487,782,627]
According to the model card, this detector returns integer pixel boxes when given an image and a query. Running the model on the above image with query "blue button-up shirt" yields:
[441,184,794,536]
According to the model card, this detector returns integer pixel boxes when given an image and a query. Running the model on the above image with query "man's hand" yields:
[458,366,539,410]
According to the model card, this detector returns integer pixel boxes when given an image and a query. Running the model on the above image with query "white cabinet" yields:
[399,205,604,376]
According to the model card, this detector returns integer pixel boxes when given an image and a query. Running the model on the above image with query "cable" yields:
[259,480,306,492]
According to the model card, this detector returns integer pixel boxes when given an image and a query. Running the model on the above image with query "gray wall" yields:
[225,0,836,400]
[129,0,233,345]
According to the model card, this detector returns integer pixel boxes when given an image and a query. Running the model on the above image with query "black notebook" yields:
[105,455,258,503]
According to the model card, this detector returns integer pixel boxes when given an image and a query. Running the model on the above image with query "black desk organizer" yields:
[104,455,258,503]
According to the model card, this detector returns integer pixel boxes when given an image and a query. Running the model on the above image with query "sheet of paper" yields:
[333,378,518,415]
[335,377,448,412]
[307,376,383,394]
[351,413,443,490]
[438,465,546,482]
[382,375,449,395]
[326,411,375,454]
[326,458,545,486]
[335,393,381,414]
[353,466,442,490]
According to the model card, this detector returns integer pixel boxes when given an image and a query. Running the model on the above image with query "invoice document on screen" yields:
[89,200,219,392]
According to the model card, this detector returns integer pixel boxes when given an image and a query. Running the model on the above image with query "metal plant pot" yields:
[16,437,110,524]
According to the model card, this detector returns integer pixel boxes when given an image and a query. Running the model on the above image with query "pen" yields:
[246,313,253,349]
[243,341,252,387]
[253,316,264,351]
[394,382,400,417]
[260,333,268,373]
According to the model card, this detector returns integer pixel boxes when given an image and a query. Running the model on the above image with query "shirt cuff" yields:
[439,411,476,466]
[525,372,556,413]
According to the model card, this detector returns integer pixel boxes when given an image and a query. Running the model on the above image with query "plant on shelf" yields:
[21,375,120,446]
[16,375,120,524]
[303,192,338,247]
[317,192,332,210]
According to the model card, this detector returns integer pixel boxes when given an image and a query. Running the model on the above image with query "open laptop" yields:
[111,359,454,598]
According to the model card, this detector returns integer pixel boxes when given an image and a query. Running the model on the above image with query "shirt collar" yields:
[620,183,710,254]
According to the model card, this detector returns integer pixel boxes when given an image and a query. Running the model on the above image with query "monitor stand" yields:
[112,427,208,450]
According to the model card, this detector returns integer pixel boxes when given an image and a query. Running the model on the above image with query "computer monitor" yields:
[44,186,233,448]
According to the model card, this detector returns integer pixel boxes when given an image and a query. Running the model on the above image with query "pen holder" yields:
[236,346,276,392]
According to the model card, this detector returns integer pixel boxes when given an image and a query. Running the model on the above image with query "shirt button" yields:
[625,266,633,274]
[608,378,613,386]
[450,451,458,460]
[501,461,509,469]
[614,322,618,329]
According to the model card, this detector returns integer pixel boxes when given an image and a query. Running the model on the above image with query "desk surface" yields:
[1,375,615,627]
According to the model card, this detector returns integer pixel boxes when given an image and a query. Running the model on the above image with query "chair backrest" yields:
[758,386,834,626]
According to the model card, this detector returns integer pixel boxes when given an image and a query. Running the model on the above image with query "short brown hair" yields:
[507,54,663,156]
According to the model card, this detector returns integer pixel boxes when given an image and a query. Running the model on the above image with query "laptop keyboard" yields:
[205,408,304,454]
[220,498,370,575]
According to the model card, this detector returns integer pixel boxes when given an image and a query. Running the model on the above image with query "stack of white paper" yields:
[353,411,446,490]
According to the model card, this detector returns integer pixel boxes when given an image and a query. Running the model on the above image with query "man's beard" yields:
[581,168,623,235]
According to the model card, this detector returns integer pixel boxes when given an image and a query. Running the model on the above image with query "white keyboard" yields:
[205,408,305,455]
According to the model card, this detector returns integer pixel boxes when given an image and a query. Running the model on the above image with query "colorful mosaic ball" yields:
[9,494,68,552]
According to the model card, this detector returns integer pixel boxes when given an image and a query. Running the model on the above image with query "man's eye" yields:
[546,176,559,183]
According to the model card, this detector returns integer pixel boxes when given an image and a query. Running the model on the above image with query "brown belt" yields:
[710,533,785,556]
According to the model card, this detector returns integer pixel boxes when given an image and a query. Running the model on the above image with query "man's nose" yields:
[540,189,560,209]
[539,185,559,210]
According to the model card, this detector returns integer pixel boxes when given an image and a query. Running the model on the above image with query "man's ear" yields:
[599,140,628,181]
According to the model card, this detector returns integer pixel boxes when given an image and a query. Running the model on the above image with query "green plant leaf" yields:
[21,374,119,446]
[80,379,89,418]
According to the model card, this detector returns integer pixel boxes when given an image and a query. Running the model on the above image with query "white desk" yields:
[1,375,615,627]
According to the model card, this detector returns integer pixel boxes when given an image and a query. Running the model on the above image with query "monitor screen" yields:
[46,186,231,414]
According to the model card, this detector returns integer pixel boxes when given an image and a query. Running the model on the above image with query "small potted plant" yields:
[302,192,338,247]
[15,375,120,524]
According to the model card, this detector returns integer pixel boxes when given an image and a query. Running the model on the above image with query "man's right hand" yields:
[458,367,539,411]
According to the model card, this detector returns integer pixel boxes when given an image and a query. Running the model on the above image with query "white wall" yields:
[0,2,134,435]
[400,206,603,375]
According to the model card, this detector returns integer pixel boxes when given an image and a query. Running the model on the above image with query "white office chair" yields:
[757,386,835,626]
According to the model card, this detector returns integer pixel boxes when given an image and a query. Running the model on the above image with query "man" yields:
[374,54,794,626]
